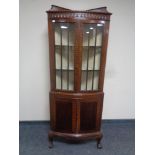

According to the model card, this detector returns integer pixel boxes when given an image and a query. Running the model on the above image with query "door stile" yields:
[76,100,80,133]
[72,99,77,132]
[98,21,110,91]
[48,17,56,91]
[74,22,83,92]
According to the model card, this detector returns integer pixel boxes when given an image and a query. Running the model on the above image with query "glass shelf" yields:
[55,45,74,47]
[83,46,102,48]
[81,69,100,71]
[56,69,74,71]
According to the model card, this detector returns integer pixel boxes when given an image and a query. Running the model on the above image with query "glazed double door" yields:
[52,21,105,92]
[50,92,103,133]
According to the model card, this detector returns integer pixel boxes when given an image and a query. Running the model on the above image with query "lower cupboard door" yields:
[79,98,103,133]
[55,99,74,133]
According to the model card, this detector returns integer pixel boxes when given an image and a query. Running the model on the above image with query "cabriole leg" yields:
[48,134,53,148]
[97,135,103,149]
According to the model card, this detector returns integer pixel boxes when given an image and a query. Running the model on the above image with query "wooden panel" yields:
[48,17,56,91]
[49,92,55,130]
[80,102,97,132]
[74,22,83,92]
[55,100,72,132]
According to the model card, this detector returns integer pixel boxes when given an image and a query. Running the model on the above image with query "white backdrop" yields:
[19,0,135,120]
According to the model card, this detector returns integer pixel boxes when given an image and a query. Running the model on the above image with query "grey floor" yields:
[19,120,135,155]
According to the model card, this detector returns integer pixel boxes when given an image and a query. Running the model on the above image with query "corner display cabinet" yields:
[46,5,112,149]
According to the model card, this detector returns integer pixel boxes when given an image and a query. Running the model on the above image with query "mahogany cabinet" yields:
[46,5,112,148]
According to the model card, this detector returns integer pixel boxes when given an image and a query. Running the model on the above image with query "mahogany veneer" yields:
[46,5,112,148]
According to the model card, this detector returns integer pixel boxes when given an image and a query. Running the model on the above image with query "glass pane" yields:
[56,70,61,89]
[93,71,99,90]
[53,22,75,90]
[68,71,74,90]
[81,23,104,91]
[81,71,86,90]
[82,47,87,70]
[95,48,101,70]
[62,70,67,90]
[55,46,61,69]
[87,71,93,90]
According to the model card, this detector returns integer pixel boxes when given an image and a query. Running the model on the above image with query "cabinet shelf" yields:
[55,45,102,48]
[83,46,102,48]
[56,69,100,72]
[55,45,74,47]
[56,69,74,71]
[81,69,100,71]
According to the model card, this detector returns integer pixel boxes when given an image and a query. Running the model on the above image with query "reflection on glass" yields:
[81,23,104,90]
[54,23,75,90]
